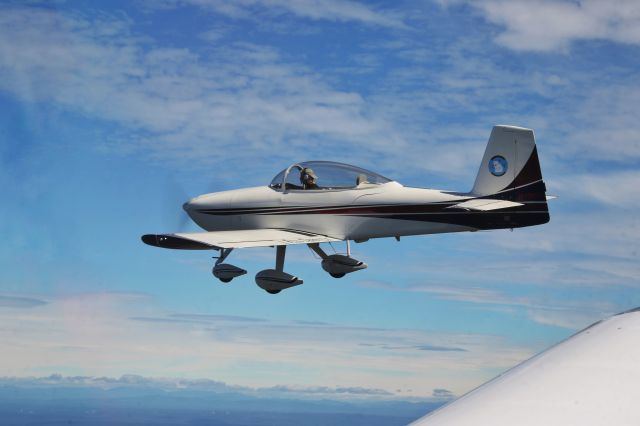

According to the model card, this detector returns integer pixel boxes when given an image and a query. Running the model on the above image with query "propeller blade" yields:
[163,175,191,232]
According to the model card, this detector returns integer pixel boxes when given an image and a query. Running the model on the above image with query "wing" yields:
[141,228,340,250]
[411,308,640,425]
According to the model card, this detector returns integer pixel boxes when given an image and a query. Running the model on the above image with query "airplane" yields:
[142,125,551,294]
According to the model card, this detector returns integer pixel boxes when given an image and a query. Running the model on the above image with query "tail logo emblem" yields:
[489,155,508,176]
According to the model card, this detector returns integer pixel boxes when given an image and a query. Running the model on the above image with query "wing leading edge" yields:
[142,228,340,250]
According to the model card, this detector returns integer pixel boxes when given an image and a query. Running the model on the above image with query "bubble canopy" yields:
[269,161,392,190]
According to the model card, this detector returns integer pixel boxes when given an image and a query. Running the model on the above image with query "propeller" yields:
[163,175,192,233]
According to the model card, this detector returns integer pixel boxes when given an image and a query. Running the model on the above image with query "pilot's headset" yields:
[300,168,317,187]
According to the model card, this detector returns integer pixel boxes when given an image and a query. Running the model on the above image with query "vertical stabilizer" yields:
[471,125,543,197]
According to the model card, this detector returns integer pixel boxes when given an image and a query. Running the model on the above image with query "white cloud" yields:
[555,171,640,209]
[554,84,640,163]
[447,0,640,52]
[357,278,620,330]
[0,373,396,398]
[153,0,406,28]
[0,291,533,397]
[488,211,640,263]
[3,4,638,186]
[0,6,410,176]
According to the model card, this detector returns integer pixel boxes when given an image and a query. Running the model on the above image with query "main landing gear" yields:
[307,242,367,279]
[255,246,303,294]
[211,242,367,294]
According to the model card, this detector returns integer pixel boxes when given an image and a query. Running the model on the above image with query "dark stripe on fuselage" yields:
[195,180,548,217]
[355,210,550,230]
[196,200,459,216]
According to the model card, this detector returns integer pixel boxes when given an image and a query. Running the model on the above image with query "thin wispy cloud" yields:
[0,291,531,396]
[260,384,393,396]
[555,171,640,209]
[0,6,405,175]
[446,0,640,52]
[0,295,48,308]
[2,3,638,183]
[357,280,618,329]
[489,212,640,263]
[152,0,406,28]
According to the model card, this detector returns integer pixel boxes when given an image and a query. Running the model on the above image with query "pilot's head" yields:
[300,168,317,186]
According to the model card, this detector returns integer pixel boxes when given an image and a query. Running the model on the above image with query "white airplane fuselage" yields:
[184,183,475,241]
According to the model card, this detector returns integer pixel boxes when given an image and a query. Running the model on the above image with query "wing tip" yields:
[141,234,158,246]
[141,233,213,250]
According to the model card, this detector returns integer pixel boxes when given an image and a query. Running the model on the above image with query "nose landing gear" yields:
[212,248,246,283]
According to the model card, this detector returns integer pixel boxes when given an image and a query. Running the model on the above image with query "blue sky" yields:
[1,0,639,401]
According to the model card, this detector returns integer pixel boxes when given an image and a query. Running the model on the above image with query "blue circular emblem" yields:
[489,155,508,176]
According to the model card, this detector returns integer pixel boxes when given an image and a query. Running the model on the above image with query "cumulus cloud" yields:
[446,0,640,52]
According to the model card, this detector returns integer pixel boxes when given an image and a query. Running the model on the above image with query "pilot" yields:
[300,168,319,190]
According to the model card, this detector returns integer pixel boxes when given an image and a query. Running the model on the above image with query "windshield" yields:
[269,161,392,190]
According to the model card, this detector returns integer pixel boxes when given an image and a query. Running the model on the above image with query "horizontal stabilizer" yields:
[142,228,340,250]
[447,199,524,211]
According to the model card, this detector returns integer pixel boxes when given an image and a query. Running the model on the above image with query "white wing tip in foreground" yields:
[411,307,640,426]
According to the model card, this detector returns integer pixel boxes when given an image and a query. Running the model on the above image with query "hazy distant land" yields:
[0,375,446,426]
